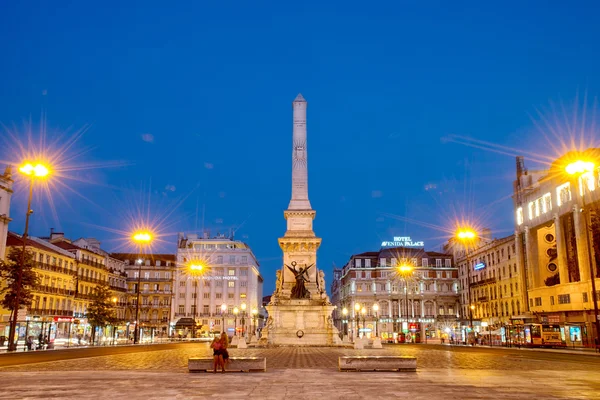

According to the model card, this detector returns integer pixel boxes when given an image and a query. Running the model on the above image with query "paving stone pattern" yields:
[0,345,599,399]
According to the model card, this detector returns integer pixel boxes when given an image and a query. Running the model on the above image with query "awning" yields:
[174,318,196,329]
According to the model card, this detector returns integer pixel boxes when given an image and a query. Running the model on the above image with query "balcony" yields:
[33,285,75,297]
[77,275,106,285]
[477,296,489,302]
[79,259,105,269]
[74,293,95,300]
[126,277,173,282]
[110,285,128,292]
[35,262,77,276]
[28,308,74,317]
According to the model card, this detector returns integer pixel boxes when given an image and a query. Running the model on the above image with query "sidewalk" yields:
[442,342,600,356]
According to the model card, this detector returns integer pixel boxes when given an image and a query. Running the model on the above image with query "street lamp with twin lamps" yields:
[7,162,50,352]
[397,264,414,338]
[373,303,379,338]
[342,307,348,336]
[240,303,247,339]
[251,308,258,338]
[220,303,227,333]
[565,159,600,345]
[361,307,367,337]
[132,231,153,344]
[354,302,361,340]
[233,307,239,337]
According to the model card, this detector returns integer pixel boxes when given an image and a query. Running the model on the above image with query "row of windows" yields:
[182,255,249,265]
[178,280,247,288]
[177,304,253,315]
[530,292,595,307]
[517,172,598,225]
[356,258,452,268]
[178,291,248,299]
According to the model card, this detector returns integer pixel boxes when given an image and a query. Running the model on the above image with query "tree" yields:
[86,282,116,345]
[0,248,39,320]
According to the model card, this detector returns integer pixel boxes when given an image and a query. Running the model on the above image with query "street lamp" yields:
[233,307,239,337]
[456,228,477,336]
[112,297,118,345]
[342,307,348,336]
[188,263,205,339]
[7,162,50,352]
[398,264,414,339]
[373,303,379,338]
[566,159,600,345]
[221,303,227,332]
[354,302,361,339]
[361,307,366,338]
[240,303,247,339]
[251,308,258,337]
[132,230,153,344]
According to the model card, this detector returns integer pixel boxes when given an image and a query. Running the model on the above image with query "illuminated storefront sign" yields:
[474,262,486,271]
[381,236,425,248]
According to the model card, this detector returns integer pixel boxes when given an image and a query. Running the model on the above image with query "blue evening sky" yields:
[1,1,600,293]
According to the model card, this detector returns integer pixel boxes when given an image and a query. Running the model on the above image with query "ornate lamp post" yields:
[397,264,414,340]
[132,231,153,344]
[188,263,205,339]
[361,307,367,337]
[112,297,118,345]
[220,303,227,333]
[456,228,477,342]
[233,307,239,337]
[354,302,361,339]
[342,307,348,336]
[251,308,258,337]
[7,162,49,352]
[373,303,379,338]
[241,303,247,338]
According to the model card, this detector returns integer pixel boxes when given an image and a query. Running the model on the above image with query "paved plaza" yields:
[0,344,599,399]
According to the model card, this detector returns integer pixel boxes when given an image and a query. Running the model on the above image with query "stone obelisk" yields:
[259,94,341,346]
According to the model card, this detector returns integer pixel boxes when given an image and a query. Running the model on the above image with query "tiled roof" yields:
[6,232,75,259]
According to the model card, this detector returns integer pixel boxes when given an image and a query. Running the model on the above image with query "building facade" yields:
[514,152,600,347]
[449,234,525,344]
[331,247,459,343]
[174,232,263,338]
[111,253,176,340]
[0,166,13,260]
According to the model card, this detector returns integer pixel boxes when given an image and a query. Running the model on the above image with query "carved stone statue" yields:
[274,270,282,294]
[285,261,314,299]
[318,270,326,293]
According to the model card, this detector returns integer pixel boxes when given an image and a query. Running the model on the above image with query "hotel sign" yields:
[381,236,424,248]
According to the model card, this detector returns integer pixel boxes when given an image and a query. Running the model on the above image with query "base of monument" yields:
[258,300,342,347]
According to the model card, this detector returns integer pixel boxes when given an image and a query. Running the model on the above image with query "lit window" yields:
[228,269,235,276]
[579,172,595,195]
[528,202,535,219]
[556,182,571,206]
[422,258,428,267]
[380,258,386,267]
[228,281,235,288]
[542,193,552,213]
[516,207,524,225]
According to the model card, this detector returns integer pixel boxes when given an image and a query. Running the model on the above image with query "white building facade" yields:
[0,166,14,260]
[174,233,263,338]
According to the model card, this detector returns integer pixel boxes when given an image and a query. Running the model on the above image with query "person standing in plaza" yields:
[210,335,223,373]
[219,332,229,372]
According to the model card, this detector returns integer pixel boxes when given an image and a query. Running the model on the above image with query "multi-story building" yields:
[448,234,524,344]
[331,247,459,343]
[111,253,176,340]
[514,152,600,348]
[174,232,263,339]
[3,232,78,344]
[0,166,14,260]
[74,238,128,322]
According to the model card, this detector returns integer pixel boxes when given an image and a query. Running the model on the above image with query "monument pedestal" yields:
[258,299,342,346]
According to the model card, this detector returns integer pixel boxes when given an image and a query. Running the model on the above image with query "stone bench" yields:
[338,356,417,372]
[188,357,266,372]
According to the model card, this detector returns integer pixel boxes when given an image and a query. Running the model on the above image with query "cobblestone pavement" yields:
[1,344,599,399]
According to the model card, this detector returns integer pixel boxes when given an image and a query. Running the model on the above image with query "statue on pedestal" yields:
[285,261,314,299]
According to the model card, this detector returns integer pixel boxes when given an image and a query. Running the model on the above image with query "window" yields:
[179,293,185,299]
[144,272,150,279]
[528,201,535,220]
[229,255,236,264]
[165,272,171,279]
[228,269,235,276]
[214,319,220,326]
[241,256,248,263]
[534,297,542,306]
[179,281,185,287]
[355,259,362,268]
[203,305,209,314]
[436,259,442,267]
[365,259,371,268]
[412,258,417,266]
[240,293,247,298]
[154,272,160,279]
[380,258,386,267]
[228,281,235,288]
[215,293,222,299]
[445,259,451,267]
[217,256,223,264]
[556,182,571,206]
[204,280,210,287]
[422,258,428,267]
[240,281,248,287]
[558,294,570,304]
[228,293,234,299]
[216,281,223,287]
[516,207,524,225]
[178,305,184,314]
[240,269,248,276]
[582,292,588,302]
[579,172,595,195]
[203,293,210,299]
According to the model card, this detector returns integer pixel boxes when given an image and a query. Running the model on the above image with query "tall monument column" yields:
[259,94,341,347]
